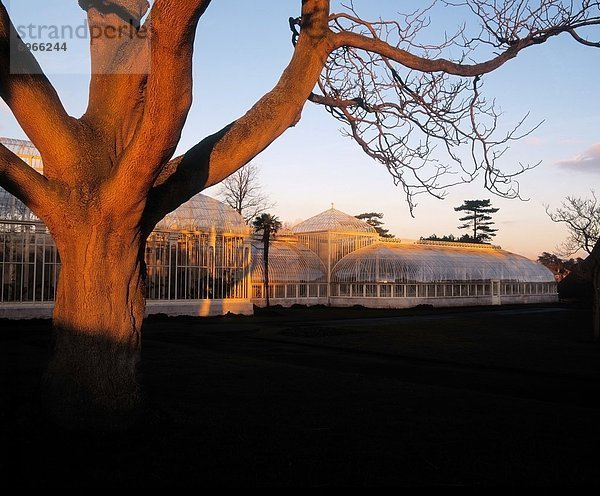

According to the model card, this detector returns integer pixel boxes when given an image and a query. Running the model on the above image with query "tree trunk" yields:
[43,224,146,429]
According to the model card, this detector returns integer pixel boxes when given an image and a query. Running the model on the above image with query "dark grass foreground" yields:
[2,304,600,487]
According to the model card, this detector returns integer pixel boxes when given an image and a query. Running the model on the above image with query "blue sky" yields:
[1,0,599,259]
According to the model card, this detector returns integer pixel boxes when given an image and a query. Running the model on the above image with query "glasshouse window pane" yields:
[365,284,377,297]
[380,285,392,297]
[406,285,417,297]
[287,284,297,298]
[394,285,405,297]
[339,284,351,296]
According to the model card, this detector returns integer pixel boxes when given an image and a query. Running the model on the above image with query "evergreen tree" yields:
[454,200,499,243]
[355,212,395,238]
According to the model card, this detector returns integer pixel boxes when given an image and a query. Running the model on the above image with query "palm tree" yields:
[253,213,282,307]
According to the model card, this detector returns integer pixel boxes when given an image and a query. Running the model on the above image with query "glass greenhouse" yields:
[0,138,253,317]
[0,136,558,319]
[330,240,556,306]
[250,237,327,302]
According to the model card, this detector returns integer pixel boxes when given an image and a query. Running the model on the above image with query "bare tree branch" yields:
[142,0,334,229]
[546,191,600,256]
[0,3,80,168]
[305,0,597,213]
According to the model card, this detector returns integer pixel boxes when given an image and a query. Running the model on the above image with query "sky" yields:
[1,0,599,260]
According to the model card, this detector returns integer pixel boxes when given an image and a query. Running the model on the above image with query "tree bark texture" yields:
[44,223,146,428]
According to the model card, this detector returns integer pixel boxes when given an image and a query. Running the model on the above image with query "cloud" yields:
[556,143,600,174]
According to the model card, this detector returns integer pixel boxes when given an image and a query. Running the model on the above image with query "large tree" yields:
[455,199,499,243]
[0,0,598,423]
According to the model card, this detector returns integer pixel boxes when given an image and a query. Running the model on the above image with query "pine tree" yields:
[454,200,499,243]
[355,212,395,238]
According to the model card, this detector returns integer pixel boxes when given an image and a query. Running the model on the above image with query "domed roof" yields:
[156,193,249,235]
[331,241,555,284]
[251,240,326,283]
[292,206,378,234]
[0,188,40,223]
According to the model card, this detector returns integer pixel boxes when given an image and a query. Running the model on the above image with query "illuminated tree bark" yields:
[0,0,598,424]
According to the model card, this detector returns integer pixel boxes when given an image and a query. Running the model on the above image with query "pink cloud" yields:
[557,143,600,173]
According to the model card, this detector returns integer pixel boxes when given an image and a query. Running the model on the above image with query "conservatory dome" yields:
[155,193,249,235]
[292,206,378,234]
[331,241,556,284]
[251,240,327,283]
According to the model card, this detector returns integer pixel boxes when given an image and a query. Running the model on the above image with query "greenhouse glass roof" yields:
[156,193,249,235]
[0,137,43,172]
[251,240,326,283]
[331,242,555,284]
[292,206,377,234]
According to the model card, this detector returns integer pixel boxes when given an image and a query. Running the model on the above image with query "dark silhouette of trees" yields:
[355,212,394,238]
[537,252,582,281]
[455,199,499,243]
[546,192,600,340]
[253,213,282,308]
[0,0,598,422]
[421,234,458,242]
[218,162,274,224]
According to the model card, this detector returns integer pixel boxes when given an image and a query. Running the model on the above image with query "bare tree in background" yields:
[0,0,598,423]
[218,162,275,224]
[546,191,599,257]
[547,191,600,340]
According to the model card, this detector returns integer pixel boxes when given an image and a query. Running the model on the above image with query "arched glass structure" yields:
[0,136,558,316]
[250,239,327,301]
[147,195,250,301]
[293,207,378,234]
[1,171,252,314]
[331,240,556,303]
[156,194,250,235]
[292,207,379,270]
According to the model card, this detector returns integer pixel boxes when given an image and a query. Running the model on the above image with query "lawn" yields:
[2,304,599,486]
